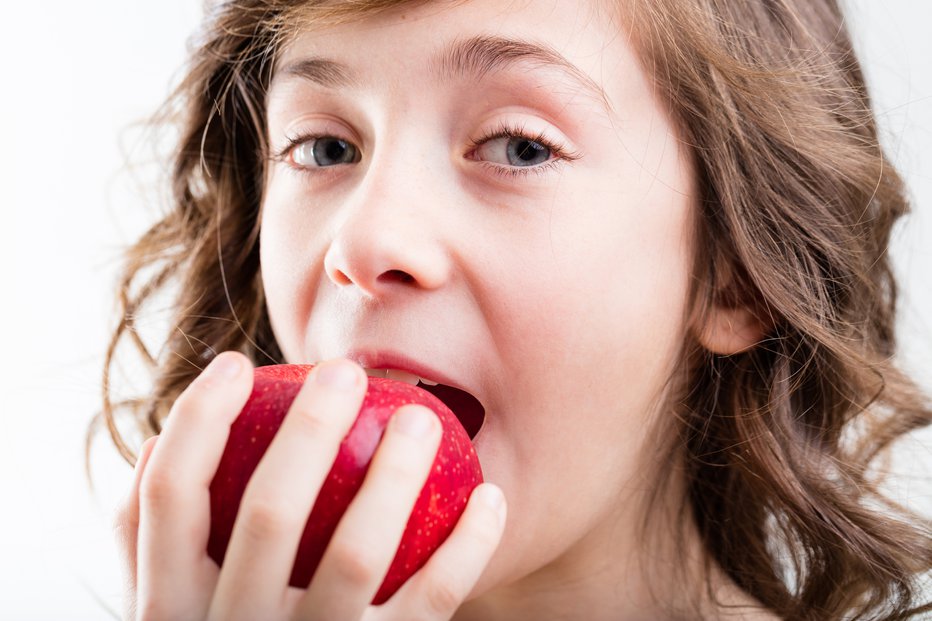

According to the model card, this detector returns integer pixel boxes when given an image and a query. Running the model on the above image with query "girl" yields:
[98,0,932,619]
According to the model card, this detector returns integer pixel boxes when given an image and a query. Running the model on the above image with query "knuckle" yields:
[169,387,210,421]
[377,453,425,483]
[135,595,163,621]
[237,496,301,541]
[374,439,432,482]
[138,468,180,508]
[423,569,465,615]
[469,510,504,551]
[111,502,137,546]
[289,403,339,439]
[327,539,381,587]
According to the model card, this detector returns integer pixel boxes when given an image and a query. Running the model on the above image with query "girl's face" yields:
[261,0,697,598]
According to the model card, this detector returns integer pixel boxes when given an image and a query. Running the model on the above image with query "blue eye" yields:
[476,135,552,167]
[508,137,551,166]
[292,137,359,167]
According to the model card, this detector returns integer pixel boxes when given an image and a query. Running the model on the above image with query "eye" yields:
[474,135,553,167]
[290,136,360,167]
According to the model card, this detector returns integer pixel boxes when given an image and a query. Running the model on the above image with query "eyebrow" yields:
[276,57,356,88]
[273,35,612,112]
[431,35,611,111]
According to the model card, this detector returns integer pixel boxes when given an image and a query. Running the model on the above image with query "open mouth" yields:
[363,367,486,440]
[417,382,485,440]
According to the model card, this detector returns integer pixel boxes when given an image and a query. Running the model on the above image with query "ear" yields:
[692,260,769,355]
[695,303,767,355]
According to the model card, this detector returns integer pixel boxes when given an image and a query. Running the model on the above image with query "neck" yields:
[453,456,776,621]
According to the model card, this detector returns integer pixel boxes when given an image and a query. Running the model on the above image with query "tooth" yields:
[385,369,419,385]
[419,378,438,386]
[365,368,387,379]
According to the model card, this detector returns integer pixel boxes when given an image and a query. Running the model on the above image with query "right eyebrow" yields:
[274,57,357,89]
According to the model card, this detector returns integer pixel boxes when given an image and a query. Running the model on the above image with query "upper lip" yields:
[343,348,480,402]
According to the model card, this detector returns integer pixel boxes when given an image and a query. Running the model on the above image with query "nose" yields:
[323,166,453,298]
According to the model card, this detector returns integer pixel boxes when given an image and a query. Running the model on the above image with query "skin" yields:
[115,1,773,619]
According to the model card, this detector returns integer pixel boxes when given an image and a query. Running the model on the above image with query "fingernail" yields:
[314,360,361,390]
[134,436,158,473]
[205,352,242,380]
[477,484,506,526]
[394,405,436,438]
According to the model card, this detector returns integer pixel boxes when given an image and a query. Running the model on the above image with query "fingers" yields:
[293,404,443,620]
[113,434,158,621]
[378,483,506,620]
[136,351,254,619]
[126,354,504,621]
[209,359,368,619]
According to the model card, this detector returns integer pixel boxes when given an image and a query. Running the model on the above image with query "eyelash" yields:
[272,122,581,179]
[465,121,581,178]
[272,132,338,166]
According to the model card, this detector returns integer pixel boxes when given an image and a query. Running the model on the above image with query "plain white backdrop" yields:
[0,2,929,619]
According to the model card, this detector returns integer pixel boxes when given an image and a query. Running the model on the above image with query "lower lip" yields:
[352,359,486,441]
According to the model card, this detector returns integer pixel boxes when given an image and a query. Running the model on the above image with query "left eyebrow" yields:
[429,35,613,113]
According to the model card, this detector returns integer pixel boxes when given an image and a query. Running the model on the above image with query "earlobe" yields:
[696,304,767,355]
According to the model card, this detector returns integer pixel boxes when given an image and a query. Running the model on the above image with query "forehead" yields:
[280,0,617,44]
[270,0,640,105]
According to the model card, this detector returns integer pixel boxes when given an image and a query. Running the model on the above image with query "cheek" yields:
[473,199,694,584]
[488,145,696,461]
[495,216,692,427]
[507,185,693,392]
[259,186,324,362]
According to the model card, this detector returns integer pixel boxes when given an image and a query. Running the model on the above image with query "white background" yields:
[0,2,930,619]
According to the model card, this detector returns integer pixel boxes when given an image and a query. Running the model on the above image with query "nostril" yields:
[330,269,353,286]
[380,270,415,284]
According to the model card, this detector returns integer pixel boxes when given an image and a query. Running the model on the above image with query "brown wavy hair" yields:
[91,1,932,618]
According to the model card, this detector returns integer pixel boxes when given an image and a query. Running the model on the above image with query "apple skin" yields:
[206,363,483,604]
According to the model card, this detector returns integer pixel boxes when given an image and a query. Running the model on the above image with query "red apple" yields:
[207,363,483,604]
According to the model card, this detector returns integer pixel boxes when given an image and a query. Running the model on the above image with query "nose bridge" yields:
[323,131,452,296]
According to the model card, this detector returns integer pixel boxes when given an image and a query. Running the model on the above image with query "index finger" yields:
[136,352,254,615]
[209,359,366,619]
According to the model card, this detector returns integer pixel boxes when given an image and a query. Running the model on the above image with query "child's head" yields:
[100,0,932,618]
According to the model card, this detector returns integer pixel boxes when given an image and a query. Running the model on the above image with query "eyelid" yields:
[270,132,314,164]
[473,158,566,180]
[269,115,363,164]
[270,131,361,170]
[268,120,582,181]
[465,120,582,180]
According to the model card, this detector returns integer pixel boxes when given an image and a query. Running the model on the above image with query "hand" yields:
[112,352,506,620]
